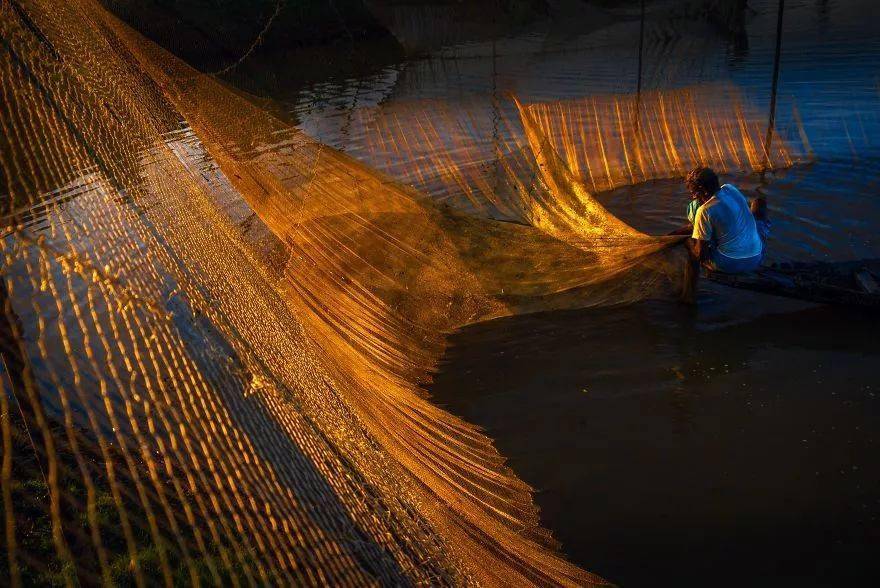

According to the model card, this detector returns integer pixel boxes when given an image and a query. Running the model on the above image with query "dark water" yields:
[224,0,880,585]
[431,299,880,587]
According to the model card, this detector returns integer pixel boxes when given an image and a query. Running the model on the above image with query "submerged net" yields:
[0,1,803,585]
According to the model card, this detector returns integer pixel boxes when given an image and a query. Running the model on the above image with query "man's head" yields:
[685,167,720,202]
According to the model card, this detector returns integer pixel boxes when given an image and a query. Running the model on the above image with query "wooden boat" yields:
[707,258,880,309]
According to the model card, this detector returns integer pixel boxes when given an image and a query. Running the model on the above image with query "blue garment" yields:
[706,248,763,273]
[692,184,763,260]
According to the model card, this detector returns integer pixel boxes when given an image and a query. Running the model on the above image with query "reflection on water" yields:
[269,0,880,164]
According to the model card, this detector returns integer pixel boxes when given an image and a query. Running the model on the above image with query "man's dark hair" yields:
[685,167,720,199]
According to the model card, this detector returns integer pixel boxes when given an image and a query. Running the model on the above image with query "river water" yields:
[211,0,880,585]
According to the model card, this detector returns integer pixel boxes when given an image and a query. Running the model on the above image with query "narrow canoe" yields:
[707,258,880,309]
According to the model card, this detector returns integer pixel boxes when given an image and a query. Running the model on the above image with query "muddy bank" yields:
[102,0,393,65]
[100,0,553,93]
[101,0,405,89]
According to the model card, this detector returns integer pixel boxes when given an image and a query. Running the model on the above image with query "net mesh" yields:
[0,1,805,585]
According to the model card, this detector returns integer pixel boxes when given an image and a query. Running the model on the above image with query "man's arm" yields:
[686,237,711,262]
[690,204,713,261]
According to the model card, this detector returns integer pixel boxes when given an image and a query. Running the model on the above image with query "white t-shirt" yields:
[692,184,763,259]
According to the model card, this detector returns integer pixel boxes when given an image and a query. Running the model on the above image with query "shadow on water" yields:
[429,297,880,586]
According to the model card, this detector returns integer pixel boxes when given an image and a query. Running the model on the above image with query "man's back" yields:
[692,184,763,259]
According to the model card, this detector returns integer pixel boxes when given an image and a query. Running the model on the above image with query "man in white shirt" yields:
[681,167,769,300]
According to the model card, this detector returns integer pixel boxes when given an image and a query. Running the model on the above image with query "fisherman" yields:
[678,167,769,300]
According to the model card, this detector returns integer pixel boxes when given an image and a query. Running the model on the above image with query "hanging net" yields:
[0,1,805,585]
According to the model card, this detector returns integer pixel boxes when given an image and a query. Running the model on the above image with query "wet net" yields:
[0,1,804,585]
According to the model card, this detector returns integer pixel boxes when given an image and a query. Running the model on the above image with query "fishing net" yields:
[523,87,798,190]
[0,0,803,585]
[351,87,801,200]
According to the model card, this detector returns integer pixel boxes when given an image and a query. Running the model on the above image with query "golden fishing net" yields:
[0,1,803,585]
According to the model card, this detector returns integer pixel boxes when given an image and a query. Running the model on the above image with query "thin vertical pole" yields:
[492,35,500,194]
[763,0,785,173]
[635,0,646,135]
